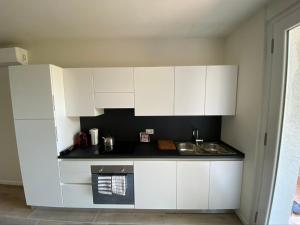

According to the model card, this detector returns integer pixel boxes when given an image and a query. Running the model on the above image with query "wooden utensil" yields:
[158,140,176,151]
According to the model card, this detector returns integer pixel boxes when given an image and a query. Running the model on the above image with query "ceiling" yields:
[0,0,271,42]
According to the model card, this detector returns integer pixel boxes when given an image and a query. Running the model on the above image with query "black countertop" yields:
[58,141,244,160]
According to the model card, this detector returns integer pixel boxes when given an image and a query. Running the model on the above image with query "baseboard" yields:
[0,180,23,186]
[235,210,249,225]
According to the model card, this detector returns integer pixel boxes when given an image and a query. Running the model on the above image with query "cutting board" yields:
[158,140,176,151]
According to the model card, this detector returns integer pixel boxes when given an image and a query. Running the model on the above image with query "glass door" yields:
[256,5,300,225]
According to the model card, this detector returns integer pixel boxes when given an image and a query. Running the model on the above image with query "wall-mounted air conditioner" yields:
[0,47,28,66]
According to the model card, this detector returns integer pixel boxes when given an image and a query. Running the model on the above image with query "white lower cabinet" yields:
[60,160,134,209]
[61,184,134,209]
[177,161,209,209]
[59,160,243,210]
[62,184,93,208]
[134,161,177,209]
[209,161,243,209]
[59,160,133,184]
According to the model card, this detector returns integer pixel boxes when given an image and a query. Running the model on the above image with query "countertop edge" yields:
[58,141,245,160]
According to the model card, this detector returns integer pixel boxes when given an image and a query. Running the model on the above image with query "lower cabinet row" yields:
[60,160,243,210]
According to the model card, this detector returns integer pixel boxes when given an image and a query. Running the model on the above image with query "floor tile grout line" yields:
[25,209,98,224]
[92,210,99,223]
[0,214,40,224]
[34,218,97,224]
[26,207,36,219]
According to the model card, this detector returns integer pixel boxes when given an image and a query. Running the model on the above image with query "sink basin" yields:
[177,142,237,155]
[176,142,203,155]
[201,143,225,153]
[177,142,197,152]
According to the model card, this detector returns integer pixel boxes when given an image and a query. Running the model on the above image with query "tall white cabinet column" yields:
[9,65,80,207]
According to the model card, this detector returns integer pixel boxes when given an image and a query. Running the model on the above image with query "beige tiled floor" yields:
[0,185,242,225]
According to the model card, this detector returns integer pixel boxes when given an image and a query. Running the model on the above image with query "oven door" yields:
[91,165,134,204]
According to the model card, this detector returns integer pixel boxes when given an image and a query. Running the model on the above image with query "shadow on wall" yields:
[0,67,22,185]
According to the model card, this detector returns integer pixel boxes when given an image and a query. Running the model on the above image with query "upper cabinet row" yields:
[63,66,238,117]
[64,68,134,117]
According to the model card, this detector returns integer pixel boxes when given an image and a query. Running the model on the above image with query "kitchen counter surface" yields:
[58,141,244,160]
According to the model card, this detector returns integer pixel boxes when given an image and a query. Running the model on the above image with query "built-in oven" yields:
[91,165,134,204]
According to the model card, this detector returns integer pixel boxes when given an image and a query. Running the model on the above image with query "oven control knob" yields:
[120,168,125,173]
[98,168,103,173]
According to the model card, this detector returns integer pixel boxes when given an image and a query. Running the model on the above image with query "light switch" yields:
[145,129,154,135]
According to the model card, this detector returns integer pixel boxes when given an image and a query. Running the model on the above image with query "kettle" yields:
[102,136,115,151]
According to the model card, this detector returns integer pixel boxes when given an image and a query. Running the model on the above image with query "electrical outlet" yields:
[145,129,154,135]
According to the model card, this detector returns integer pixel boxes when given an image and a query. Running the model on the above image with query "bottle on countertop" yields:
[89,128,99,146]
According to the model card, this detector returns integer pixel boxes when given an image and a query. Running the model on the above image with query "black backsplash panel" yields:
[80,109,221,142]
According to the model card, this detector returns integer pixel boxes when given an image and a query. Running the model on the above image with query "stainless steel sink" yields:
[201,143,225,153]
[177,142,237,155]
[176,142,203,155]
[177,142,197,152]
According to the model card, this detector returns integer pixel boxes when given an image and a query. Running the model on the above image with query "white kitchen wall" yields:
[0,67,22,185]
[266,0,300,21]
[0,38,225,185]
[221,10,266,224]
[1,38,224,68]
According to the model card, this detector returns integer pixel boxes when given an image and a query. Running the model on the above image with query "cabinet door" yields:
[209,161,243,209]
[59,160,133,184]
[175,66,206,115]
[9,65,54,119]
[205,65,238,115]
[61,184,134,209]
[134,161,176,209]
[14,120,62,207]
[50,66,80,153]
[63,68,103,117]
[94,93,134,108]
[93,67,134,92]
[62,184,93,208]
[177,161,209,209]
[134,67,174,116]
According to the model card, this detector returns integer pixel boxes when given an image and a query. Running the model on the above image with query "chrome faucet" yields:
[192,128,203,146]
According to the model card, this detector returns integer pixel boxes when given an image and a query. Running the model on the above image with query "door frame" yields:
[254,4,300,225]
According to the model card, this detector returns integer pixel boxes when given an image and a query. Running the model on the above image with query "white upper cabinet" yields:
[177,161,209,209]
[134,161,177,209]
[50,66,80,152]
[57,65,238,116]
[93,67,134,92]
[93,68,135,109]
[134,67,174,116]
[174,66,206,115]
[205,65,238,115]
[209,161,243,209]
[9,65,55,119]
[94,93,134,109]
[63,68,103,117]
